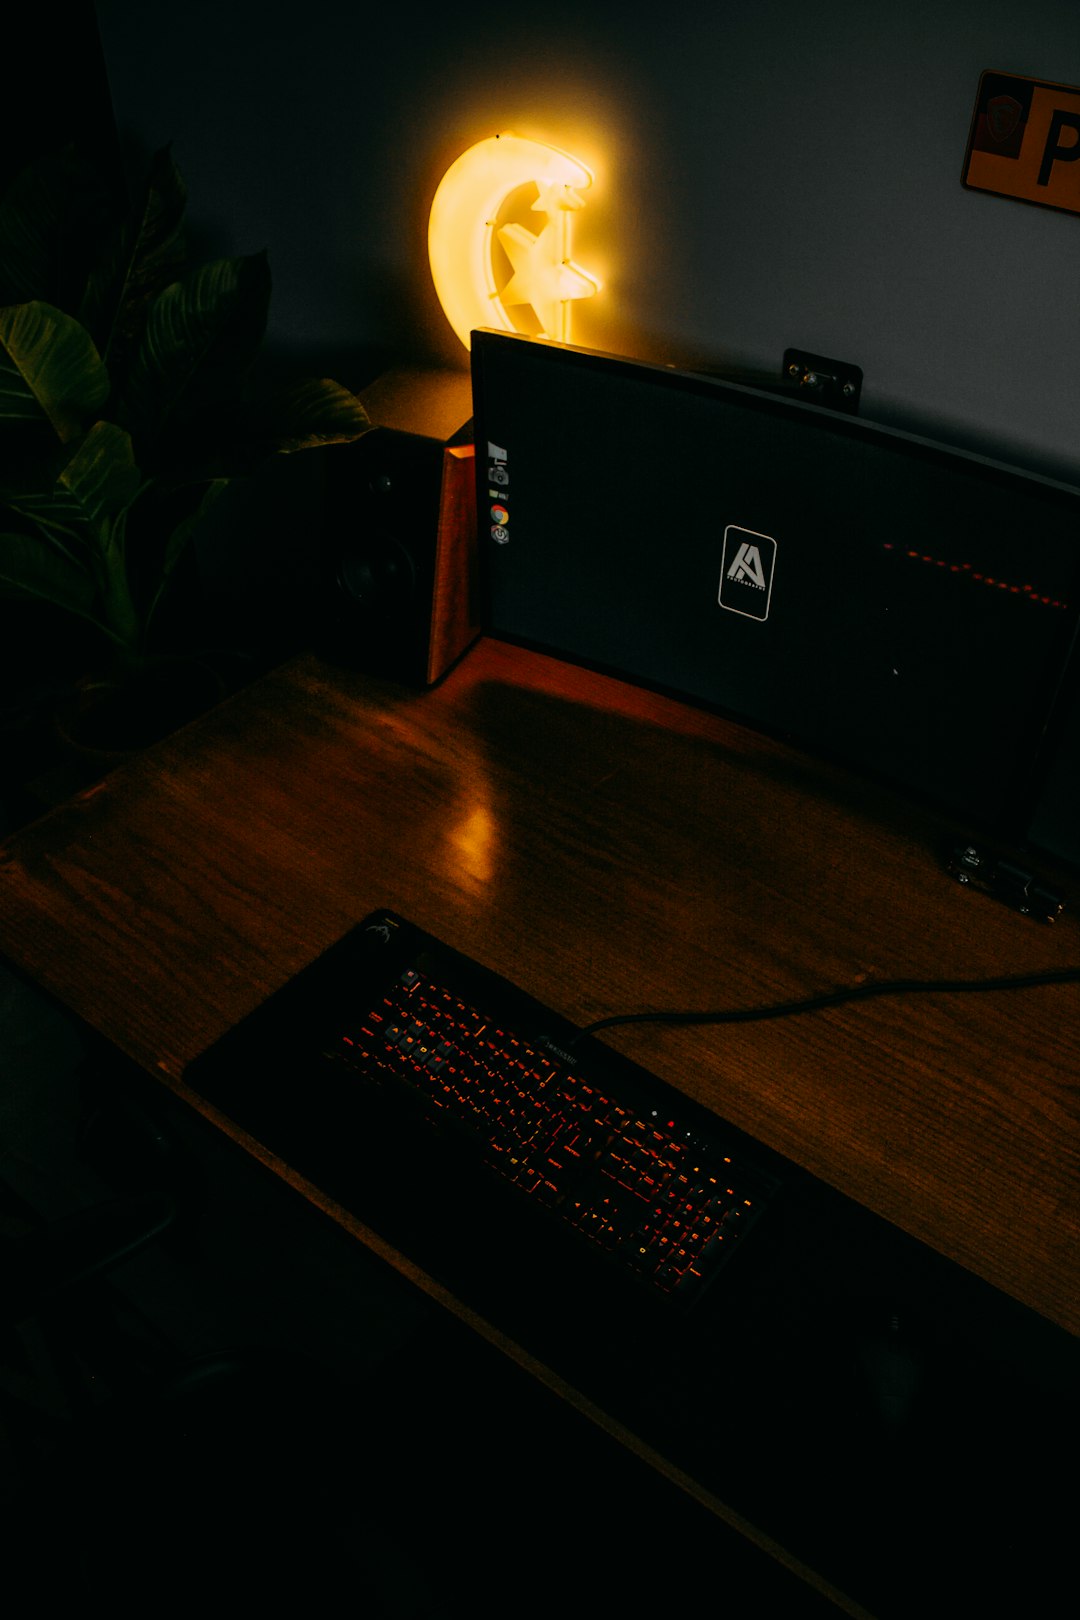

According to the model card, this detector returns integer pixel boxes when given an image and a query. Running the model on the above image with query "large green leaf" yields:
[0,424,143,648]
[0,527,97,618]
[0,301,110,442]
[58,423,145,650]
[255,378,372,453]
[0,485,89,560]
[91,506,141,650]
[79,146,189,379]
[118,254,271,456]
[57,420,143,529]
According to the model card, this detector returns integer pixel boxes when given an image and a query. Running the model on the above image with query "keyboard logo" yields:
[719,526,776,621]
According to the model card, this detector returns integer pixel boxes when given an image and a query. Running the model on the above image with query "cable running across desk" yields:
[566,965,1080,1048]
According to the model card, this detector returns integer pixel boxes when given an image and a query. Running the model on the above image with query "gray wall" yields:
[96,0,1080,482]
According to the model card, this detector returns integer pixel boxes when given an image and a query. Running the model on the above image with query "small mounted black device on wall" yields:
[317,367,478,686]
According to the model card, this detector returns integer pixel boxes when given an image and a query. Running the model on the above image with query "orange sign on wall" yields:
[963,70,1080,216]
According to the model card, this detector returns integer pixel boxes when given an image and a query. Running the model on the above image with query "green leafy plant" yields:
[0,144,370,679]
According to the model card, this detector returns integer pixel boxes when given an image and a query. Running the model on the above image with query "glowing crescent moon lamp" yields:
[428,133,600,350]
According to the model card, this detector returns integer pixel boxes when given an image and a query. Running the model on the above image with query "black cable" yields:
[566,965,1080,1048]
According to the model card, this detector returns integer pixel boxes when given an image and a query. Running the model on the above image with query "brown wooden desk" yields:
[2,637,1078,1613]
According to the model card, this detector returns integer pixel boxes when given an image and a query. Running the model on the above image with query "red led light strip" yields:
[882,543,1069,610]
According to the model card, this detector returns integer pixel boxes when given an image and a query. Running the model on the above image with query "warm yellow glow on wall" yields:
[428,133,600,350]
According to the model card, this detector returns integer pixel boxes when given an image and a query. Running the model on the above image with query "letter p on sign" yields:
[963,70,1080,216]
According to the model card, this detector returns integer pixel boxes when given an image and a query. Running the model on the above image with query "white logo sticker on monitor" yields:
[719,526,776,621]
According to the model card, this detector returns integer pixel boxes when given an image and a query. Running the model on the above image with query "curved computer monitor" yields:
[471,329,1080,852]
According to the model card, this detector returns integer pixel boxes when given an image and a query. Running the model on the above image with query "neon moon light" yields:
[428,133,600,350]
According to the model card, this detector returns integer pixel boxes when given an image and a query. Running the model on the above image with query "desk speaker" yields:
[319,367,478,685]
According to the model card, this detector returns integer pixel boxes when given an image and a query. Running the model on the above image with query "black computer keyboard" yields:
[327,953,781,1301]
[183,912,1080,1620]
[185,911,788,1310]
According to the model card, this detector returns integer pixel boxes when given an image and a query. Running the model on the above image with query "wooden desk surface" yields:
[1,637,1078,1342]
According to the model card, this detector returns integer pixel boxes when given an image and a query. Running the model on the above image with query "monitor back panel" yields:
[471,331,1080,840]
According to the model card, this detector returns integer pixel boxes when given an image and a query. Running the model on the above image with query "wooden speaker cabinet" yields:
[320,367,478,686]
